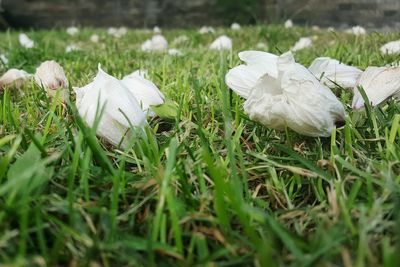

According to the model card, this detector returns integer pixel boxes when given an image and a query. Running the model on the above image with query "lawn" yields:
[0,25,400,266]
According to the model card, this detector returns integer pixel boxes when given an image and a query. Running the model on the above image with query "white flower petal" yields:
[209,35,232,50]
[66,26,79,36]
[66,44,81,53]
[284,19,293,29]
[0,69,31,89]
[19,33,34,48]
[90,34,100,43]
[35,60,69,100]
[309,57,363,88]
[291,37,312,52]
[352,66,400,109]
[231,23,241,30]
[346,26,366,35]
[141,34,168,52]
[0,54,9,65]
[168,48,183,56]
[380,40,400,55]
[199,26,215,34]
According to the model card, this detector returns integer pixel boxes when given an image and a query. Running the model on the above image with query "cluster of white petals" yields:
[226,51,346,137]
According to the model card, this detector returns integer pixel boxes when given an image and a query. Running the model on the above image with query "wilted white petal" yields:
[35,60,69,101]
[66,26,79,36]
[380,40,400,55]
[284,19,293,28]
[352,66,400,109]
[66,44,81,53]
[327,27,335,32]
[74,65,146,148]
[153,26,161,34]
[346,26,366,35]
[172,35,189,46]
[225,51,278,98]
[209,35,232,51]
[141,34,168,52]
[291,37,313,51]
[90,34,100,43]
[309,57,362,88]
[229,51,345,137]
[231,23,241,30]
[0,54,9,65]
[311,25,320,31]
[199,26,215,34]
[256,42,268,50]
[168,48,183,56]
[0,69,31,89]
[121,70,165,114]
[107,27,127,38]
[19,33,34,48]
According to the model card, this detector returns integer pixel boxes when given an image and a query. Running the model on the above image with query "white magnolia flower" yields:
[309,57,363,88]
[90,34,100,43]
[141,34,168,52]
[153,26,161,34]
[0,54,9,65]
[19,33,34,48]
[66,26,79,36]
[121,70,165,114]
[291,37,313,51]
[74,65,146,148]
[199,26,215,34]
[231,23,241,30]
[284,19,293,29]
[35,60,69,100]
[209,35,232,51]
[0,69,31,89]
[226,51,346,137]
[172,35,189,46]
[66,44,81,53]
[168,48,183,56]
[352,66,400,109]
[346,26,366,36]
[380,40,400,55]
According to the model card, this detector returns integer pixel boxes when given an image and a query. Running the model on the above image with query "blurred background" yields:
[0,0,399,29]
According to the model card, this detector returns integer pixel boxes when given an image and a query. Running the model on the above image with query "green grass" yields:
[0,25,400,266]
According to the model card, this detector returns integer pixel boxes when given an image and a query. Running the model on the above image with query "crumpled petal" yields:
[380,40,400,55]
[19,33,34,49]
[352,66,400,109]
[199,26,215,34]
[346,26,366,36]
[35,60,69,100]
[225,51,278,98]
[231,23,241,30]
[66,44,81,53]
[66,26,79,36]
[308,57,362,88]
[168,48,183,56]
[291,37,312,51]
[74,65,146,148]
[141,34,168,52]
[238,51,345,137]
[0,69,32,89]
[209,35,232,51]
[284,19,293,29]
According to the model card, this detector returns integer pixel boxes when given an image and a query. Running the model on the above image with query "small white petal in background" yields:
[284,19,293,29]
[291,37,313,51]
[108,27,128,38]
[0,69,31,90]
[90,34,100,43]
[0,54,9,65]
[231,22,241,30]
[209,35,232,51]
[309,57,363,88]
[153,26,161,34]
[19,33,34,48]
[346,26,366,36]
[74,65,147,148]
[256,42,268,50]
[352,66,400,109]
[172,35,189,46]
[66,26,79,36]
[66,44,81,53]
[121,70,165,114]
[327,27,335,32]
[311,25,320,31]
[35,60,69,101]
[380,40,400,55]
[199,26,215,34]
[141,35,168,52]
[168,48,183,56]
[226,51,345,137]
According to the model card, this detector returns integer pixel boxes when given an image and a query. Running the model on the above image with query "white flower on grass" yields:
[226,51,346,137]
[19,33,34,48]
[0,54,8,65]
[284,19,293,28]
[199,26,215,34]
[90,34,100,43]
[168,48,183,56]
[35,60,69,100]
[209,35,232,51]
[121,70,165,115]
[309,57,363,88]
[0,69,31,90]
[291,37,313,51]
[74,65,146,148]
[231,23,241,30]
[352,66,400,109]
[346,26,366,36]
[141,34,168,52]
[107,27,127,38]
[66,44,81,53]
[380,40,400,55]
[153,26,161,34]
[66,26,79,36]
